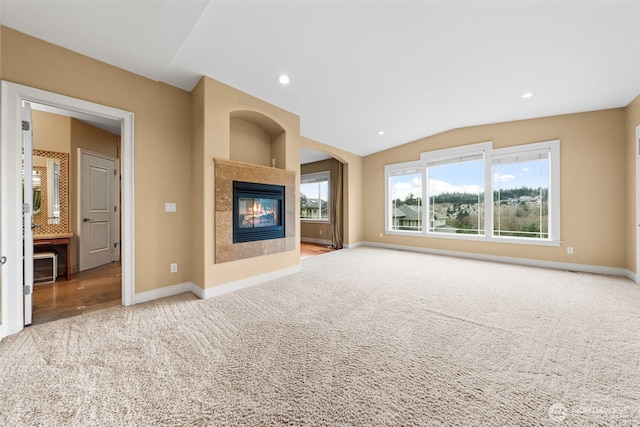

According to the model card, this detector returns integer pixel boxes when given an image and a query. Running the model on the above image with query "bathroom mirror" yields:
[32,149,69,233]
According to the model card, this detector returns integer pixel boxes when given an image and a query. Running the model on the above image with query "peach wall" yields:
[192,76,301,289]
[230,119,272,167]
[626,95,640,273]
[32,110,71,153]
[2,26,192,293]
[363,109,628,269]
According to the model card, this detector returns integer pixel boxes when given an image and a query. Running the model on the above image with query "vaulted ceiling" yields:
[2,1,639,158]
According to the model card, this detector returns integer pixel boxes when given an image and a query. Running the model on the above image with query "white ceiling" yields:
[2,1,639,158]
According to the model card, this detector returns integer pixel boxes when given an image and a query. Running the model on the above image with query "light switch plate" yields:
[165,203,176,212]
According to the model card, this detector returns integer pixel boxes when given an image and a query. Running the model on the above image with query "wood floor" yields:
[300,241,338,258]
[31,262,122,325]
[31,244,334,325]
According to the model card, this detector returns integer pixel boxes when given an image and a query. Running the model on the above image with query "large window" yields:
[386,161,422,232]
[384,140,560,245]
[300,171,330,221]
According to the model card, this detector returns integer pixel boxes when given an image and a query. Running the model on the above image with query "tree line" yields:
[394,186,547,207]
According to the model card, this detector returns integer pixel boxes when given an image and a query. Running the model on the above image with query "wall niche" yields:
[229,110,286,169]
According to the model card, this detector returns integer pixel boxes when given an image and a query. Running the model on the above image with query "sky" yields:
[391,159,549,201]
[300,181,329,201]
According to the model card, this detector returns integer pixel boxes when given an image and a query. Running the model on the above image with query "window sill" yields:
[384,230,561,247]
[301,219,331,224]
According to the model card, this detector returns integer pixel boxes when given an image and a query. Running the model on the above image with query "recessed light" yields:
[521,92,535,99]
[378,130,385,135]
[278,74,290,85]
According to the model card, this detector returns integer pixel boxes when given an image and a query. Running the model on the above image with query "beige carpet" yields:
[1,247,639,426]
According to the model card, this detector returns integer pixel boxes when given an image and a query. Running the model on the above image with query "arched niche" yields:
[230,110,286,168]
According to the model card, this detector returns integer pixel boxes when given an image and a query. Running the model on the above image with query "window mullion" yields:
[485,148,493,237]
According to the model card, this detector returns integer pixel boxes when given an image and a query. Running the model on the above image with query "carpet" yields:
[1,247,639,426]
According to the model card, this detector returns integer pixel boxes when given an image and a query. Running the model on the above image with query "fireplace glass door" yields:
[233,181,285,243]
[238,197,280,228]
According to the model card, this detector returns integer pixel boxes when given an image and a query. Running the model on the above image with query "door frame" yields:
[636,125,640,284]
[1,81,135,338]
[77,149,120,270]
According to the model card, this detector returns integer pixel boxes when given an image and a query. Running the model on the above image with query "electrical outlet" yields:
[170,263,178,273]
[567,247,574,255]
[319,230,323,235]
[165,203,176,212]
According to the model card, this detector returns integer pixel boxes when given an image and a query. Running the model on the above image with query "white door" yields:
[22,102,34,325]
[79,151,117,271]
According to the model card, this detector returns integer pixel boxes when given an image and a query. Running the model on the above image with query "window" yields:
[492,141,559,241]
[385,161,422,232]
[300,171,330,221]
[423,143,490,235]
[384,140,560,245]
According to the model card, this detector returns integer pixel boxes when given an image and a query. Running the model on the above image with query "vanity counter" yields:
[34,233,73,280]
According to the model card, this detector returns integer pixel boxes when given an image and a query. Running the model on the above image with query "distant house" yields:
[301,198,328,220]
[392,204,448,231]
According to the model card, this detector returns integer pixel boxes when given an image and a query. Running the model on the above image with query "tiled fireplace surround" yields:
[214,159,296,263]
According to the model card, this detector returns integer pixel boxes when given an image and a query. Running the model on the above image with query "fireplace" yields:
[233,181,285,243]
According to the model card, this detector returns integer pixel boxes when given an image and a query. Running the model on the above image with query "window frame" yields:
[385,160,423,233]
[384,140,561,246]
[491,140,560,243]
[300,170,331,222]
[422,142,492,237]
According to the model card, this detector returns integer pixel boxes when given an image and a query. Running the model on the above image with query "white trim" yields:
[362,241,631,279]
[301,237,332,246]
[385,139,560,245]
[136,265,303,303]
[636,125,640,284]
[625,269,638,284]
[385,160,422,232]
[300,170,330,222]
[201,265,301,299]
[0,81,135,339]
[343,241,364,249]
[135,282,196,304]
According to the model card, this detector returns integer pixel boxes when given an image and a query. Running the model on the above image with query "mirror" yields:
[32,149,69,233]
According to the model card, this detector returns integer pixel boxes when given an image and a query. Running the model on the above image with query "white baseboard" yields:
[301,237,332,246]
[625,269,638,283]
[362,241,634,280]
[343,241,363,249]
[134,282,196,304]
[202,265,302,299]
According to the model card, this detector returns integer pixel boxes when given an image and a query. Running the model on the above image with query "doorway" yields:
[29,110,122,325]
[0,81,135,337]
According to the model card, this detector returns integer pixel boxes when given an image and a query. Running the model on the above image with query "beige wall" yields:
[192,76,301,289]
[2,26,193,293]
[32,110,71,152]
[300,137,364,246]
[626,95,640,272]
[230,118,272,167]
[364,109,628,269]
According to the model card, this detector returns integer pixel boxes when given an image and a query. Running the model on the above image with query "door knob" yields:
[83,218,92,222]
